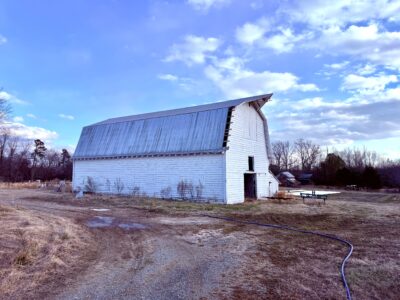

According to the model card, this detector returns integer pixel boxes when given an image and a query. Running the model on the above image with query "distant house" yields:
[72,94,279,204]
[277,171,299,187]
[298,173,313,185]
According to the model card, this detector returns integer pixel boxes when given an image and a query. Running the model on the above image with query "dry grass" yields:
[0,204,96,299]
[0,189,399,299]
[213,191,400,299]
[275,190,295,200]
[0,180,73,192]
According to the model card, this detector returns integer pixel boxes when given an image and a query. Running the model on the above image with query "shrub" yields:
[177,180,193,200]
[105,179,111,192]
[130,186,140,197]
[160,186,172,199]
[113,178,125,194]
[195,181,204,199]
[84,176,97,193]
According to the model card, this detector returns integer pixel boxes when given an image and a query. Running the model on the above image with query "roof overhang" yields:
[248,94,273,111]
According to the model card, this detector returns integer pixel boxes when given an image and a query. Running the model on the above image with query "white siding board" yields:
[73,154,226,202]
[225,103,278,204]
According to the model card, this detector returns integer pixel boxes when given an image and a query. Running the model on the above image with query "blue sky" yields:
[0,0,399,158]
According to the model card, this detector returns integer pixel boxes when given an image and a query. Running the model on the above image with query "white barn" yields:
[72,94,279,204]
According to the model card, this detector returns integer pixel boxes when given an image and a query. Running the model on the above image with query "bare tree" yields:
[364,148,378,167]
[45,150,60,168]
[272,141,284,169]
[281,141,297,170]
[338,147,380,170]
[0,93,11,123]
[0,129,10,168]
[339,148,353,167]
[272,141,298,171]
[6,136,20,180]
[294,139,320,171]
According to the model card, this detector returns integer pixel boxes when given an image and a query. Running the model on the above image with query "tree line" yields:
[0,94,72,182]
[0,130,72,182]
[271,139,400,188]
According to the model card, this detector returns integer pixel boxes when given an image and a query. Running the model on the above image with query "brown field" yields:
[0,188,399,299]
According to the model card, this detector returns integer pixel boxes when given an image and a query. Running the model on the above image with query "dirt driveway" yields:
[0,189,399,299]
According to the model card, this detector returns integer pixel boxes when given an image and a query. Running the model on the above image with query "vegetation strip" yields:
[201,214,354,300]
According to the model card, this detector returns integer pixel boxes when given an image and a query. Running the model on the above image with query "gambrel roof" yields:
[73,94,272,160]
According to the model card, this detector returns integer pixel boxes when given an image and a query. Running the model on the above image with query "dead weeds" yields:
[0,204,97,300]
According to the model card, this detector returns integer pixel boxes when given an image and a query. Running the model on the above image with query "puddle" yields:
[91,208,110,212]
[118,223,147,230]
[86,216,147,230]
[86,216,114,228]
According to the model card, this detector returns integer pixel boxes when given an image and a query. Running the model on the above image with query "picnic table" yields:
[300,191,328,204]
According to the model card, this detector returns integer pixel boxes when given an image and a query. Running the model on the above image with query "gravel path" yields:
[0,190,248,299]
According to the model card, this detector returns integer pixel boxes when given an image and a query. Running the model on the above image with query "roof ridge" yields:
[90,93,272,126]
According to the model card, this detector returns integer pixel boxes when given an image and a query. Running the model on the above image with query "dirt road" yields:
[0,190,256,300]
[0,189,399,299]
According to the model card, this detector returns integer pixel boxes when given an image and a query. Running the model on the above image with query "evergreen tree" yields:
[31,139,47,180]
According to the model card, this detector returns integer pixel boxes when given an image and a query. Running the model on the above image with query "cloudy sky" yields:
[0,0,399,157]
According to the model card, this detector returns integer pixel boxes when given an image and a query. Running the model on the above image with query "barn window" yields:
[248,156,254,171]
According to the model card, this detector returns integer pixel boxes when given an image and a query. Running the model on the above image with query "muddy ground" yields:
[0,189,399,299]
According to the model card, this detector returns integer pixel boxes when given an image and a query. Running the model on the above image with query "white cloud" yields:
[0,34,7,45]
[294,97,348,110]
[250,1,263,10]
[0,91,29,105]
[3,121,58,141]
[13,116,24,122]
[268,83,400,146]
[236,20,268,45]
[324,61,349,70]
[320,110,369,122]
[236,18,312,53]
[26,113,37,119]
[204,56,319,98]
[316,24,400,69]
[187,0,230,11]
[230,3,400,68]
[342,73,398,94]
[165,35,221,65]
[356,64,377,75]
[283,0,400,29]
[58,114,75,120]
[261,28,312,53]
[158,73,178,81]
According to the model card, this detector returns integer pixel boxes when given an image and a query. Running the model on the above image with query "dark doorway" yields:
[244,173,257,199]
[248,156,254,171]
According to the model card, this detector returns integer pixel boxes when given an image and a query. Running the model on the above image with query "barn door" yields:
[244,173,257,199]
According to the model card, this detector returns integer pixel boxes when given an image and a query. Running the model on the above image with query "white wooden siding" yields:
[73,154,226,202]
[225,103,278,204]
